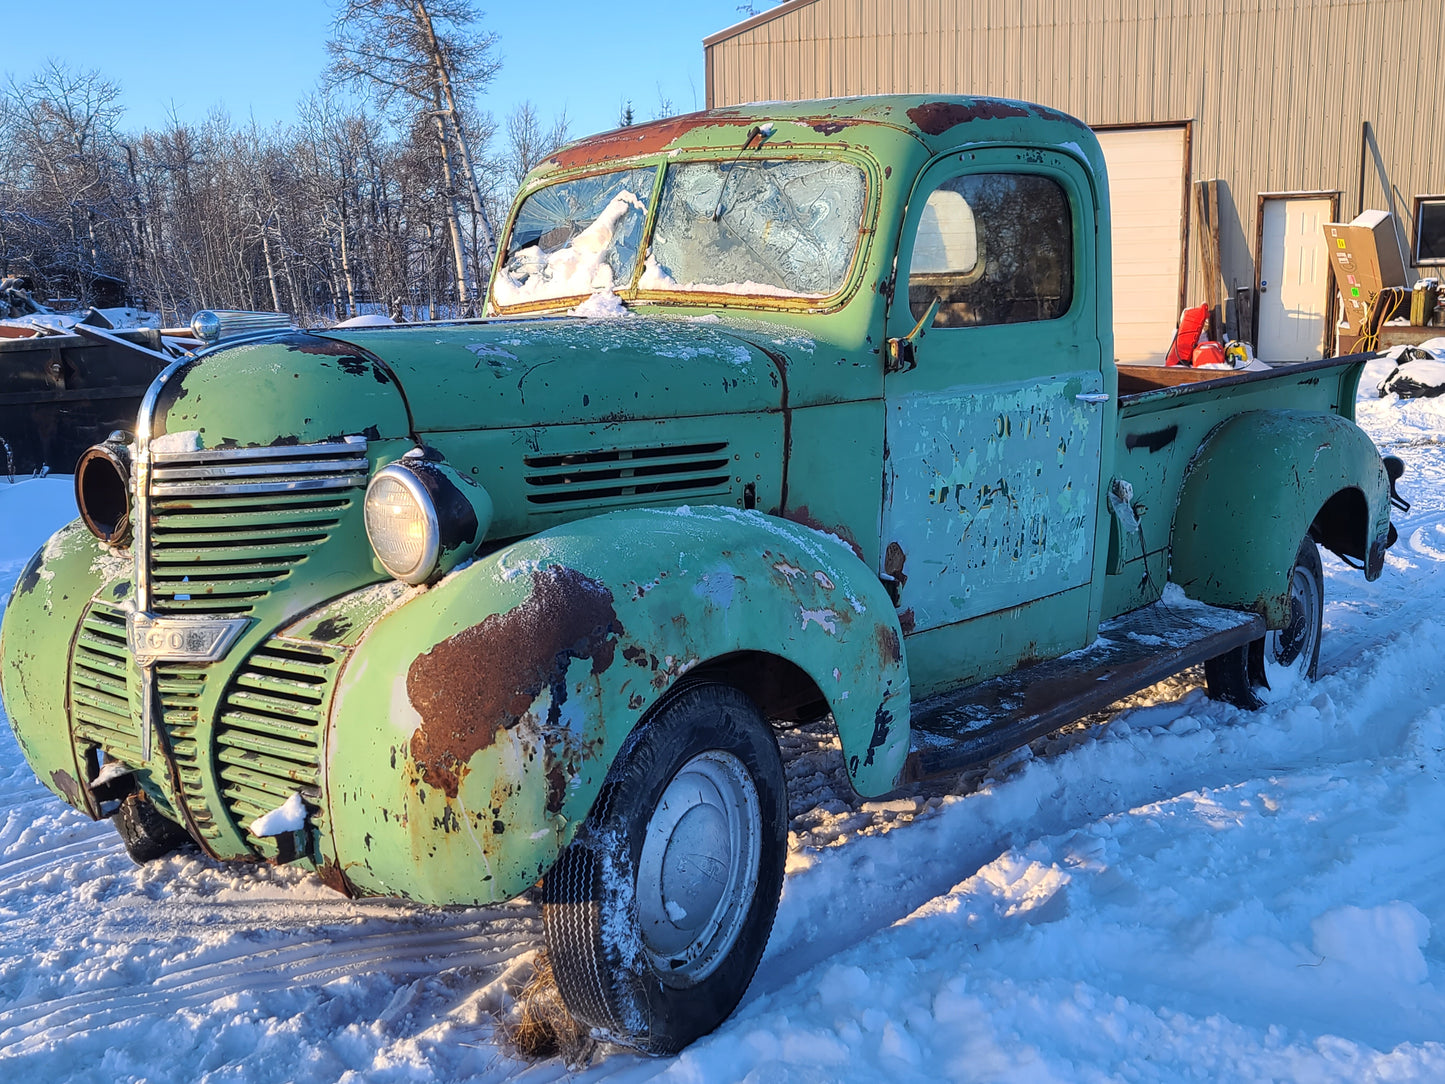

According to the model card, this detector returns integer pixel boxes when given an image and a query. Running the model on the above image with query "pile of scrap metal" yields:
[1,280,206,478]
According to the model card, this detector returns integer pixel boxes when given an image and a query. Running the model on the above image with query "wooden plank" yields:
[1195,179,1224,340]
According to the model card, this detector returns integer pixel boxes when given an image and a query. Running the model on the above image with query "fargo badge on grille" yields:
[127,613,250,663]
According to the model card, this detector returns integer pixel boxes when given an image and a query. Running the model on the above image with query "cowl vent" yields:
[523,441,732,510]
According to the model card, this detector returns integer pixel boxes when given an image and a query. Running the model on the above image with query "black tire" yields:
[1204,536,1324,709]
[541,684,787,1055]
[114,791,193,864]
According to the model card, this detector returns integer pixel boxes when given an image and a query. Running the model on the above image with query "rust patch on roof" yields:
[549,110,748,169]
[1030,104,1089,130]
[811,120,850,135]
[906,100,1030,136]
[406,565,625,799]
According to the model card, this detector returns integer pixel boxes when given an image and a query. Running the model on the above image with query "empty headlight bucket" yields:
[74,435,133,546]
[364,455,493,584]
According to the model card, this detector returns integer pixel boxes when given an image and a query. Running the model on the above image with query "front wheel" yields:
[1204,536,1324,709]
[541,684,787,1055]
[113,791,193,864]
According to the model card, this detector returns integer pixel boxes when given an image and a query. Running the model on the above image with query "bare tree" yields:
[0,51,535,327]
[504,99,571,191]
[1,63,129,301]
[328,0,502,309]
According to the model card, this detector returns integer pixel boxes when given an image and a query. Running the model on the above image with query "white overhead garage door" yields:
[1093,126,1189,365]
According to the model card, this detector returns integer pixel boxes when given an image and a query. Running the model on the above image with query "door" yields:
[883,149,1106,636]
[1094,126,1190,364]
[1257,194,1336,361]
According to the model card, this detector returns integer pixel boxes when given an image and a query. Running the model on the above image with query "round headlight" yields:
[364,466,439,584]
[75,439,133,546]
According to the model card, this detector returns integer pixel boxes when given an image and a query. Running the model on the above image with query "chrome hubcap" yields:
[1261,563,1321,697]
[636,750,761,986]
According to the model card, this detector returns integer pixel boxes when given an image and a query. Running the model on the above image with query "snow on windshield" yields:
[492,167,655,307]
[641,159,865,298]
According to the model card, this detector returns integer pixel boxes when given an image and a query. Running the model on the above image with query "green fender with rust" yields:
[1169,409,1391,625]
[0,521,129,816]
[320,505,908,905]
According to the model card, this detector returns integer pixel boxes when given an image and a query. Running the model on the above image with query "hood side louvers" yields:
[523,441,733,511]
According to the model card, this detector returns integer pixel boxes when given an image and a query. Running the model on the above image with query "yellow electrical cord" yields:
[1359,288,1408,352]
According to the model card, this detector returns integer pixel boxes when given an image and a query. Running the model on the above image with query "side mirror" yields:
[884,296,942,375]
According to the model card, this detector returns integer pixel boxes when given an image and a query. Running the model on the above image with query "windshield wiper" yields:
[711,122,775,222]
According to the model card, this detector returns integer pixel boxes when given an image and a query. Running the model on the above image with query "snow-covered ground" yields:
[4,359,1445,1082]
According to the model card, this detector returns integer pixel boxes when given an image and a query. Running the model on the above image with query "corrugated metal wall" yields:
[706,0,1445,323]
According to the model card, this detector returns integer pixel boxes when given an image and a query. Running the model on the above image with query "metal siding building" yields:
[704,0,1445,362]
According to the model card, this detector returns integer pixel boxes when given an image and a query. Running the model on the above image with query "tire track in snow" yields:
[0,831,123,888]
[0,903,539,1052]
[730,578,1445,1024]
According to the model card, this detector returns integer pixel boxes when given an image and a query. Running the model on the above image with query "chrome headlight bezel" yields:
[363,463,440,585]
[75,436,134,547]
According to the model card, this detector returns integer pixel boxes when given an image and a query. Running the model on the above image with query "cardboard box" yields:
[1323,210,1411,332]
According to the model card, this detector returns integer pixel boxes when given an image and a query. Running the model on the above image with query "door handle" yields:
[1076,393,1111,404]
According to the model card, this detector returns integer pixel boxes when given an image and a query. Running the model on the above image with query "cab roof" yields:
[535,94,1102,180]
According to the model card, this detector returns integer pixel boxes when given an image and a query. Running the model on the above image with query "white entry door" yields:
[1093,126,1189,364]
[1258,196,1334,361]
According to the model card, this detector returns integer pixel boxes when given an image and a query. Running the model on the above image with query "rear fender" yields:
[325,506,908,904]
[1170,410,1390,625]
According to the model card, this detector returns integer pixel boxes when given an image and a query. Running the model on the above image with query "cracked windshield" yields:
[643,159,866,297]
[493,159,866,307]
[491,166,656,306]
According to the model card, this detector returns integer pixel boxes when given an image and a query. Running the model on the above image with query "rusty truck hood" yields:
[317,316,787,432]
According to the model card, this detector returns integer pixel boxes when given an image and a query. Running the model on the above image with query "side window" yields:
[908,173,1074,327]
[1417,197,1445,265]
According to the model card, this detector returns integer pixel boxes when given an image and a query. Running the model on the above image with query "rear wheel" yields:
[541,684,786,1055]
[114,791,193,864]
[1205,536,1324,709]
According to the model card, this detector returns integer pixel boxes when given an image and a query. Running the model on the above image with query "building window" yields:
[908,173,1074,327]
[1416,197,1445,265]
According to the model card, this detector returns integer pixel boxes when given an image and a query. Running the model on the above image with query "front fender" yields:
[1170,410,1390,625]
[324,506,908,905]
[0,521,128,818]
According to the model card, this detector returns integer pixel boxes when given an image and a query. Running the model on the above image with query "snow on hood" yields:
[320,316,786,433]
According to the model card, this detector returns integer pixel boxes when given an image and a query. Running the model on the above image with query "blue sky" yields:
[3,1,757,142]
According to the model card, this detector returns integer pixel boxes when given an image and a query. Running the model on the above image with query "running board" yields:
[900,598,1265,783]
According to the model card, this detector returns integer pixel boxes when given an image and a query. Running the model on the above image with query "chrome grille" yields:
[157,663,221,842]
[523,440,732,511]
[69,601,141,763]
[215,638,343,858]
[67,601,213,835]
[148,438,368,614]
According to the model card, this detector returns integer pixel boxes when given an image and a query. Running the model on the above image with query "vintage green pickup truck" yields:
[0,96,1404,1053]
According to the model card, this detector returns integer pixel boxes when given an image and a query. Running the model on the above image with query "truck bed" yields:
[1116,354,1372,406]
[1102,352,1373,621]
